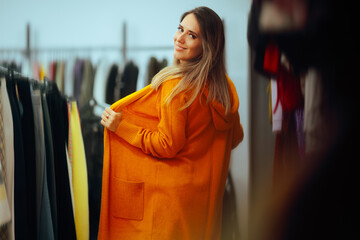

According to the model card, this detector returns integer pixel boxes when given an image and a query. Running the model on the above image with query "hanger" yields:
[79,97,110,117]
[76,95,111,119]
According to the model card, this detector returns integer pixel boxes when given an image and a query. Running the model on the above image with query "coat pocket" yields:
[111,177,144,220]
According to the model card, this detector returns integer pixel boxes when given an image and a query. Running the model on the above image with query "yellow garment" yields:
[70,101,89,240]
[40,63,46,81]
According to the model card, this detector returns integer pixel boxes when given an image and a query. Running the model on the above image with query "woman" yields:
[98,6,243,240]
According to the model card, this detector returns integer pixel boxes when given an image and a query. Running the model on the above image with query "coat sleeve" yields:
[114,81,187,159]
[231,112,244,149]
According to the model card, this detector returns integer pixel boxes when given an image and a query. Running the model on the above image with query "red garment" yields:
[49,61,57,82]
[277,66,303,112]
[263,42,280,75]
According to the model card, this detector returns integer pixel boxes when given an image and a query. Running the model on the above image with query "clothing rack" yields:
[0,22,173,63]
[0,65,69,102]
[0,65,44,87]
[0,57,85,240]
[1,65,31,79]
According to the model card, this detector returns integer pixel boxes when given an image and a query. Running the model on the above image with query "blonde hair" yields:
[151,6,231,114]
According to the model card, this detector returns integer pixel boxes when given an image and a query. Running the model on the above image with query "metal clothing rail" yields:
[0,46,173,53]
[0,65,76,107]
[0,45,174,61]
[0,65,31,80]
[0,65,51,91]
[0,22,173,62]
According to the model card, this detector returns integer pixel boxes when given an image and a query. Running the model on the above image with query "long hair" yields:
[151,6,231,114]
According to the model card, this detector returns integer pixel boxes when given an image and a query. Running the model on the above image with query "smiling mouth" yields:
[175,44,186,51]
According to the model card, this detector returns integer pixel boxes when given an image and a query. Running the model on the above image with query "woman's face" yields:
[173,13,203,63]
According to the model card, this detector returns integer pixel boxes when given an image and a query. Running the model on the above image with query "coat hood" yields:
[203,76,239,131]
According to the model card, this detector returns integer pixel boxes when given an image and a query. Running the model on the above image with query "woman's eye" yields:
[189,34,197,39]
[177,27,183,32]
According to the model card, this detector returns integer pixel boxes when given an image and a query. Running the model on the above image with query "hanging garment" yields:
[81,115,104,240]
[64,58,75,98]
[70,101,89,240]
[41,90,58,240]
[247,2,274,79]
[263,42,280,76]
[146,57,158,85]
[271,78,283,132]
[1,77,15,240]
[98,77,243,240]
[31,86,46,237]
[38,138,55,240]
[105,64,119,104]
[55,61,65,93]
[0,77,12,239]
[0,164,11,236]
[6,76,29,240]
[273,111,301,189]
[49,62,57,82]
[276,65,303,113]
[46,83,76,240]
[66,101,75,212]
[146,57,168,86]
[40,63,46,82]
[303,68,330,156]
[31,87,55,240]
[259,0,308,32]
[73,59,85,103]
[258,1,294,33]
[34,62,40,81]
[62,97,69,147]
[119,61,139,99]
[294,108,305,161]
[17,80,37,240]
[79,59,95,111]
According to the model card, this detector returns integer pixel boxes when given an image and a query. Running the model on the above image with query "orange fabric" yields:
[98,77,243,240]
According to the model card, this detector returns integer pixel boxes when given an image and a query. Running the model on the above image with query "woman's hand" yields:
[100,107,122,132]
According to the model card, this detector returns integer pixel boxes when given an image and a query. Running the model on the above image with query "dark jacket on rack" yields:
[146,57,168,85]
[81,114,104,240]
[105,64,119,104]
[46,82,77,240]
[42,87,58,240]
[79,59,95,111]
[17,79,37,240]
[119,61,139,99]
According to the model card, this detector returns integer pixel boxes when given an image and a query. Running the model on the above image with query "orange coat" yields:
[98,77,244,240]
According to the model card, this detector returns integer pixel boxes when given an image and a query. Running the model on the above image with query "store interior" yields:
[1,0,357,239]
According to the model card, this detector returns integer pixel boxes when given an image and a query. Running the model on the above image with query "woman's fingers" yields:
[100,108,122,132]
[104,107,116,117]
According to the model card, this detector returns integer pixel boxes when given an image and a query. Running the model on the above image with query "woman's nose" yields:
[176,33,185,43]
